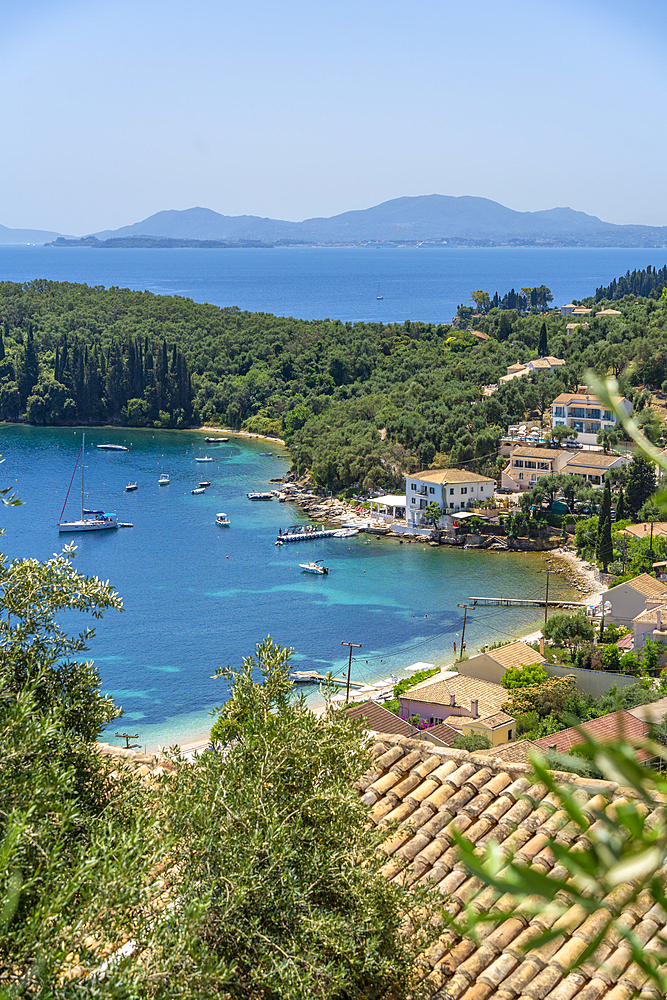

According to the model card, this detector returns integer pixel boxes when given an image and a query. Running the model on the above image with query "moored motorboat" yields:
[97,443,128,451]
[247,491,273,500]
[216,512,230,526]
[125,482,138,492]
[158,473,170,486]
[205,437,228,443]
[299,560,329,575]
[198,480,211,488]
[333,527,359,538]
[195,455,214,462]
[191,487,206,494]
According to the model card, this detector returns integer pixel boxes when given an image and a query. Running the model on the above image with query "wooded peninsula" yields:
[1,268,666,488]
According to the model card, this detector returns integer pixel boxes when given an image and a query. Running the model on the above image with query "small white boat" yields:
[195,455,214,462]
[247,491,273,500]
[191,487,206,495]
[216,512,230,526]
[158,473,170,486]
[125,482,138,492]
[333,527,359,538]
[205,437,228,443]
[299,560,329,575]
[97,443,128,451]
[198,480,211,488]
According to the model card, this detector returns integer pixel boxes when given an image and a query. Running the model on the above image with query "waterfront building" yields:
[550,389,632,447]
[563,450,631,485]
[398,671,506,726]
[404,469,495,526]
[457,639,546,685]
[501,445,568,491]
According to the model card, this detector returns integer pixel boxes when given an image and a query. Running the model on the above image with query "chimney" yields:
[540,636,545,657]
[471,699,479,719]
[450,694,456,707]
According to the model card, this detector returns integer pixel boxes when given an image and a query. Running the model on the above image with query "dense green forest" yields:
[590,263,667,302]
[1,276,667,488]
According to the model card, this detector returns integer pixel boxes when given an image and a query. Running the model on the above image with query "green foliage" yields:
[502,674,577,719]
[626,455,657,518]
[424,500,443,525]
[543,612,595,649]
[501,662,548,689]
[452,732,491,752]
[393,666,440,699]
[164,638,437,999]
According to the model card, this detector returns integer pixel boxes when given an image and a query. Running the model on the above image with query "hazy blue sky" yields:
[2,0,666,233]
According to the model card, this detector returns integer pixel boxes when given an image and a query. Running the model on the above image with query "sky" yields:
[1,0,667,234]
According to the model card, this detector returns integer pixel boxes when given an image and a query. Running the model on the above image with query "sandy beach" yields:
[190,425,287,446]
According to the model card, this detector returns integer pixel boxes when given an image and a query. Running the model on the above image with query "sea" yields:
[0,244,655,748]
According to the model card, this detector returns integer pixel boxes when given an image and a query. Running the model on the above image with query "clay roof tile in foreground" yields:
[360,733,667,998]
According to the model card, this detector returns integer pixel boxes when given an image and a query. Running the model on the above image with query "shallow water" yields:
[0,424,579,748]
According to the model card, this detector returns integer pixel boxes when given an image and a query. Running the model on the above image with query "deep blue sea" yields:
[0,244,665,323]
[1,425,578,749]
[0,244,648,748]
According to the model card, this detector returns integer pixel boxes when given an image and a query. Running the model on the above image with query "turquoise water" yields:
[0,425,579,748]
[0,245,665,324]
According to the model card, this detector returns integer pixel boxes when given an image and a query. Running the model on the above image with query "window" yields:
[411,483,416,491]
[480,486,484,492]
[570,406,586,418]
[554,405,565,417]
[538,462,549,470]
[461,487,467,495]
[513,459,524,468]
[530,474,537,482]
[525,461,536,469]
[449,503,455,509]
[429,487,435,494]
[449,488,454,495]
[587,408,600,420]
[410,498,416,505]
[508,729,513,740]
[603,410,613,421]
[518,472,524,480]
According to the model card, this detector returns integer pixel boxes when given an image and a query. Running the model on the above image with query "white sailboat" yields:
[58,433,118,533]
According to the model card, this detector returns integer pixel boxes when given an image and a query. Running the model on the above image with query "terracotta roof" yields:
[411,469,495,485]
[621,522,667,541]
[470,330,490,341]
[359,733,667,998]
[618,572,667,597]
[469,711,515,729]
[551,391,604,405]
[487,640,545,671]
[529,358,553,369]
[565,452,628,469]
[632,604,667,625]
[545,356,566,365]
[345,702,416,737]
[507,363,527,373]
[471,738,543,764]
[400,673,507,718]
[509,446,564,460]
[533,709,650,757]
[423,721,461,745]
[596,308,622,316]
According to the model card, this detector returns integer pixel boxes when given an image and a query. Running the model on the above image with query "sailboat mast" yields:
[81,432,85,521]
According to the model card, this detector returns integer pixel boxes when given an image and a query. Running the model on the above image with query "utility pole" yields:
[456,604,469,659]
[341,640,362,702]
[544,569,550,627]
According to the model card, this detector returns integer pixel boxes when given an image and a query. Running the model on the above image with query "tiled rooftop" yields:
[358,733,667,1000]
[472,738,542,764]
[401,673,507,718]
[473,711,515,729]
[509,446,564,460]
[412,469,496,485]
[617,573,667,598]
[345,701,417,737]
[533,710,650,759]
[565,453,627,469]
[486,640,545,671]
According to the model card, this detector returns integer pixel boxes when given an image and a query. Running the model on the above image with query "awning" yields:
[371,494,407,507]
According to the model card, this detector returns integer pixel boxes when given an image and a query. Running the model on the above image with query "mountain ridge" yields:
[3,195,667,247]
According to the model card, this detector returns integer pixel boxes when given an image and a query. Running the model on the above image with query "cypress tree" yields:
[597,479,612,552]
[615,488,626,521]
[538,321,548,357]
[599,512,613,572]
[626,456,657,519]
[0,326,5,362]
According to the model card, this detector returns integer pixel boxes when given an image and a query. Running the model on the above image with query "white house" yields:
[601,573,667,628]
[563,451,631,486]
[404,469,496,526]
[498,356,566,385]
[501,445,569,491]
[551,390,632,447]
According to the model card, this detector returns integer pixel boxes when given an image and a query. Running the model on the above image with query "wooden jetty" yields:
[468,596,588,609]
[289,670,366,688]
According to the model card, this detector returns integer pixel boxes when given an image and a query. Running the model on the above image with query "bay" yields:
[0,244,665,324]
[0,425,580,749]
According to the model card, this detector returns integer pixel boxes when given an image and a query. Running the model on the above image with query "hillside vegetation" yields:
[1,277,667,488]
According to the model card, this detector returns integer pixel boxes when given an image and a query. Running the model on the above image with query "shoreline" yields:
[189,425,287,446]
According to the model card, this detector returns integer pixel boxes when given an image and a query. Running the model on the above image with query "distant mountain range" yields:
[3,195,667,247]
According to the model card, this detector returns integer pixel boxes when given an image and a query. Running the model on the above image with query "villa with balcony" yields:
[550,390,632,447]
[404,469,496,527]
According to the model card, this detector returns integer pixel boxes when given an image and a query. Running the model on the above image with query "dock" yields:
[289,670,365,688]
[277,527,339,543]
[468,596,588,609]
